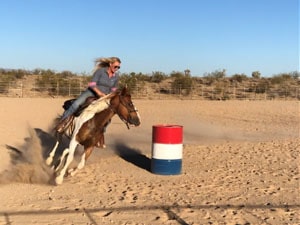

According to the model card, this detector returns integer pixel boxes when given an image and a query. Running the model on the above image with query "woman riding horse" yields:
[49,87,141,185]
[56,57,121,132]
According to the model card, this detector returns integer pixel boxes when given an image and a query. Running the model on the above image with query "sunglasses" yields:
[114,66,121,69]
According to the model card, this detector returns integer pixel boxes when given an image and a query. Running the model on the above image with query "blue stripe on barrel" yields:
[151,125,183,175]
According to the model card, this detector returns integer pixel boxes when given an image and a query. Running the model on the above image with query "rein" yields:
[107,93,138,129]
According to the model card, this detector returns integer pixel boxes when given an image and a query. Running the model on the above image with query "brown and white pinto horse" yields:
[47,87,141,185]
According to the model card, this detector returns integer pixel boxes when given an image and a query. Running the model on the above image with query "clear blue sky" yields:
[0,0,298,77]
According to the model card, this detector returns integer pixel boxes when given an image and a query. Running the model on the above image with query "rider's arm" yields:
[89,85,106,98]
[89,68,107,98]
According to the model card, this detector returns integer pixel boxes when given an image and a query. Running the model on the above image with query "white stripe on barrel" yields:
[151,125,183,175]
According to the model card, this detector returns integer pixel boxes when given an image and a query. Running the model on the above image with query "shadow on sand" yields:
[33,128,68,159]
[113,141,151,172]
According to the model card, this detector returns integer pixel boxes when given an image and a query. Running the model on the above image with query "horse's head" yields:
[110,87,141,128]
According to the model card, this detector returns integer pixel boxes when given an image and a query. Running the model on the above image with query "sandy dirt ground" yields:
[0,98,299,225]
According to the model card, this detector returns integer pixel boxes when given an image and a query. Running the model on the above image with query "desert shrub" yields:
[119,73,137,91]
[170,72,193,95]
[0,69,26,79]
[14,69,26,79]
[55,77,82,96]
[212,80,231,100]
[270,73,293,85]
[231,73,248,83]
[35,74,83,96]
[151,71,167,83]
[35,74,56,92]
[39,69,56,76]
[203,69,226,85]
[248,79,270,93]
[290,71,300,80]
[170,71,184,79]
[252,71,261,79]
[135,72,151,82]
[0,74,17,93]
[58,70,77,79]
[119,73,145,93]
[255,79,270,93]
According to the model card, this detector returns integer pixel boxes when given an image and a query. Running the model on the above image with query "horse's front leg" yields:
[100,133,106,148]
[69,146,94,177]
[96,133,106,148]
[76,145,95,170]
[85,146,95,161]
[55,139,78,185]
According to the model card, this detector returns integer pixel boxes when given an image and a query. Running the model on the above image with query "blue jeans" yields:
[61,88,96,120]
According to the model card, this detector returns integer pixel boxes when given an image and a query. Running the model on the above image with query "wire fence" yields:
[0,79,299,100]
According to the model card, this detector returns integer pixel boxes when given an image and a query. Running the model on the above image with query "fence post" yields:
[69,81,71,96]
[264,90,267,100]
[179,85,181,99]
[21,80,23,98]
[56,80,59,97]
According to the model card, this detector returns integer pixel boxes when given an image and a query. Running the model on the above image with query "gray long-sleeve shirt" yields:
[89,67,119,94]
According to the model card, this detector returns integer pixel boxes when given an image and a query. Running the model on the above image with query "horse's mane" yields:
[81,92,114,115]
[68,92,118,137]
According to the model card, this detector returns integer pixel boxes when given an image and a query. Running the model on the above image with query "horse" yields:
[47,87,141,185]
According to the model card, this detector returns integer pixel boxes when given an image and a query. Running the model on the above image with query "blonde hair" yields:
[93,57,121,72]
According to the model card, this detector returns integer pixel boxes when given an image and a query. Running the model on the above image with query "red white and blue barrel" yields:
[151,125,183,175]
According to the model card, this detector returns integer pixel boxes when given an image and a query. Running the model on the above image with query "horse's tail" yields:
[54,115,75,136]
[64,117,75,138]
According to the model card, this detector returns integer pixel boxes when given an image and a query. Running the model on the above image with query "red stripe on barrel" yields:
[152,125,183,144]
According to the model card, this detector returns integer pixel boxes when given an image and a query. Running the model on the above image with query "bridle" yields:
[108,93,139,129]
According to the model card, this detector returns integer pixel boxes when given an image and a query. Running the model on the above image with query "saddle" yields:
[55,96,98,133]
[63,96,98,117]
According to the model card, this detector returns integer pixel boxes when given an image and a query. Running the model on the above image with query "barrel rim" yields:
[153,124,183,128]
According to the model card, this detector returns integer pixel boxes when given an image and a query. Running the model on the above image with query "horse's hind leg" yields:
[46,140,59,166]
[54,148,69,172]
[55,139,78,185]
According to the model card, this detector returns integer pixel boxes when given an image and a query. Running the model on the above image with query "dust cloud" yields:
[0,127,55,185]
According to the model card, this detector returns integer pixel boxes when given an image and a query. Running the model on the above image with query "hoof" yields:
[96,144,106,149]
[45,157,53,165]
[67,168,78,176]
[67,168,74,174]
[69,170,78,177]
[55,176,63,185]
